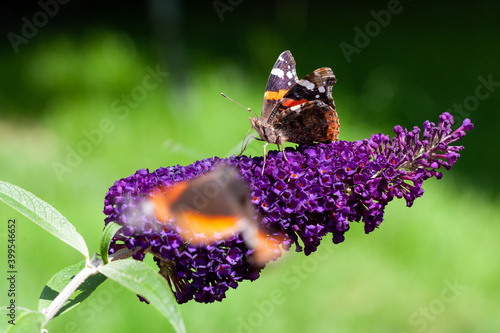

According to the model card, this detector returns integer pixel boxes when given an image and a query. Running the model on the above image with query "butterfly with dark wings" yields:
[228,50,340,172]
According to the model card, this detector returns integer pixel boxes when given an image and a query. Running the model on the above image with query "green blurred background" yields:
[0,1,499,332]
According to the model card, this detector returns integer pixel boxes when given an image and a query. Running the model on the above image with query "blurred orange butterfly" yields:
[150,165,284,265]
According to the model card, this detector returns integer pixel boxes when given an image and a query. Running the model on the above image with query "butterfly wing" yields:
[261,50,299,123]
[274,100,340,144]
[151,166,244,242]
[281,67,337,110]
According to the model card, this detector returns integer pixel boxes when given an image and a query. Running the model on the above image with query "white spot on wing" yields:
[315,94,320,98]
[286,71,293,79]
[271,68,284,78]
[299,79,315,90]
[290,104,302,112]
[318,86,326,93]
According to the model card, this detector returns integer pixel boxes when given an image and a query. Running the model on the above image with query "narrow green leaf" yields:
[0,180,89,258]
[99,260,186,333]
[100,222,122,264]
[38,260,106,317]
[0,307,46,333]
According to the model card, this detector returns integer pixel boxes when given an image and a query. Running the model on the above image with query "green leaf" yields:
[99,260,186,333]
[38,260,106,318]
[0,180,89,258]
[100,222,122,264]
[0,307,46,333]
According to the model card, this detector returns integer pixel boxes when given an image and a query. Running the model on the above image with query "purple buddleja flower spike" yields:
[103,112,473,304]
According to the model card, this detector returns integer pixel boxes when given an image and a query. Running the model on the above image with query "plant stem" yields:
[41,247,139,327]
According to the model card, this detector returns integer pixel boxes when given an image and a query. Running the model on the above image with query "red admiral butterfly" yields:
[150,165,283,264]
[249,50,340,169]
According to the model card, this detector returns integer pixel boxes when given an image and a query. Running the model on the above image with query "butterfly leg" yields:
[277,137,289,163]
[261,142,269,175]
[239,128,254,155]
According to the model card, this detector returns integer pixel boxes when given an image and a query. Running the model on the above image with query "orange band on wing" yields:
[176,210,240,245]
[264,89,288,101]
[150,182,189,222]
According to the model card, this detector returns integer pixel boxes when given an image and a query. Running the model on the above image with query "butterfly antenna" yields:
[221,93,258,118]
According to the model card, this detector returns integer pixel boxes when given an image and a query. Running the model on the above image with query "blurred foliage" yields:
[0,1,499,332]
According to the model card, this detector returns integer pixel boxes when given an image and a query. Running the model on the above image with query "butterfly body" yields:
[250,50,340,157]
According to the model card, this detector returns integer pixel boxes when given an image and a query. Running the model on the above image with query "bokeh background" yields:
[0,1,499,332]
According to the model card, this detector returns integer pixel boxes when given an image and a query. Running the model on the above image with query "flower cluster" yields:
[103,112,473,304]
[104,160,262,304]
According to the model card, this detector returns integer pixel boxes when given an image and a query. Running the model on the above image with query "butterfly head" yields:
[249,116,281,145]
